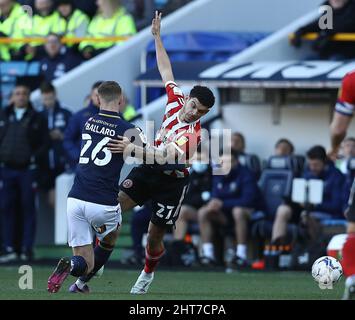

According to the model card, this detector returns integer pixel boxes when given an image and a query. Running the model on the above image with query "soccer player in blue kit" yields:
[47,81,142,293]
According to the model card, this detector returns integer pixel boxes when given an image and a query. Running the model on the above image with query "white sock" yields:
[236,244,247,260]
[75,278,86,290]
[202,243,215,260]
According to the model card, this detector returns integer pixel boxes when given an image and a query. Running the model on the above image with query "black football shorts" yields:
[120,165,190,228]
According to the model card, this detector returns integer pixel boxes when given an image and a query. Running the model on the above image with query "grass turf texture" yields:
[0,266,345,300]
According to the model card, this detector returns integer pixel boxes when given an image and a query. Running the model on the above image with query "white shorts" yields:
[67,197,122,248]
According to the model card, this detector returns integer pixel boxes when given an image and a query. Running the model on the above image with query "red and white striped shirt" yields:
[336,71,355,116]
[155,81,201,178]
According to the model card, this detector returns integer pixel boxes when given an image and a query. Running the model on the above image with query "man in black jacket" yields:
[291,0,355,60]
[0,84,49,263]
[39,81,72,208]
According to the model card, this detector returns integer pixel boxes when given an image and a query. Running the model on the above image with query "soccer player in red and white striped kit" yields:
[329,70,355,300]
[107,11,215,294]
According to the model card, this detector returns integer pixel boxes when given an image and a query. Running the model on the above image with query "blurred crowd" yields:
[0,0,193,82]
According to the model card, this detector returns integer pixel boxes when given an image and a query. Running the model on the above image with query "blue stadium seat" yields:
[266,155,304,177]
[140,31,270,107]
[0,62,41,108]
[144,32,269,69]
[347,156,355,177]
[239,153,261,179]
[292,155,305,177]
[251,169,294,240]
[258,169,294,218]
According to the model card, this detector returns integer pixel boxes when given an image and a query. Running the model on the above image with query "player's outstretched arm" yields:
[108,136,181,164]
[151,11,174,84]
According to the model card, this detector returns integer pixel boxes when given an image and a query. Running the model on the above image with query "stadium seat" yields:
[239,153,262,179]
[347,156,355,177]
[0,62,41,107]
[251,169,295,245]
[258,169,294,218]
[266,155,304,177]
[320,219,347,233]
[144,32,269,69]
[292,155,305,177]
[140,31,270,107]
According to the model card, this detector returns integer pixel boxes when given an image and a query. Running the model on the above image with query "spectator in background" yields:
[271,145,345,245]
[17,0,34,6]
[39,82,72,208]
[336,137,355,174]
[198,151,262,267]
[173,150,212,241]
[40,33,82,82]
[72,0,97,18]
[290,0,355,60]
[231,132,245,154]
[13,0,59,60]
[53,0,89,50]
[0,84,49,263]
[274,138,294,156]
[0,0,27,61]
[19,0,97,17]
[119,94,137,121]
[123,0,155,31]
[79,0,137,60]
[63,81,102,168]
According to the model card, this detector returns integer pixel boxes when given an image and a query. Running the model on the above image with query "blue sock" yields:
[70,256,88,277]
[79,244,113,283]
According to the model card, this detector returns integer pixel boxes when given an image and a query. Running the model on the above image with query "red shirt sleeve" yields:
[339,72,355,104]
[165,81,184,104]
[335,72,355,116]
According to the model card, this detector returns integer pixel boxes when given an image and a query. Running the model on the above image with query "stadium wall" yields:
[221,103,338,160]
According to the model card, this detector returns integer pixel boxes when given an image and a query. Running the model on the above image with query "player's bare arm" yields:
[107,136,182,164]
[329,112,352,160]
[152,11,174,84]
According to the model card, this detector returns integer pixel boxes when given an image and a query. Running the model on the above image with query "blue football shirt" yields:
[68,110,138,206]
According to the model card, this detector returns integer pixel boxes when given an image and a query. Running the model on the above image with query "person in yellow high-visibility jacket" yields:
[0,0,27,61]
[79,0,137,60]
[52,0,89,49]
[12,0,60,60]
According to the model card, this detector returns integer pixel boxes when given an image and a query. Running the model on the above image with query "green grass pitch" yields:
[0,266,345,300]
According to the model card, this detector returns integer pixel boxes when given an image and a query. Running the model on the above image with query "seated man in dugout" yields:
[173,149,212,242]
[271,145,345,246]
[198,151,263,268]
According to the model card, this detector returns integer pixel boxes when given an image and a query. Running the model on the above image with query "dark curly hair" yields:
[189,85,215,108]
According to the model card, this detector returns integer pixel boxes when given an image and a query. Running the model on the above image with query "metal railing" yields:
[289,32,355,41]
[0,35,132,44]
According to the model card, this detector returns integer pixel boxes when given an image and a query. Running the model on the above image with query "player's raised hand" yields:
[327,148,339,162]
[107,136,131,154]
[151,10,162,38]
